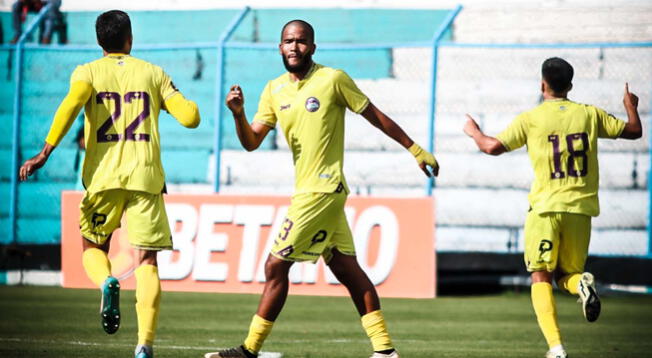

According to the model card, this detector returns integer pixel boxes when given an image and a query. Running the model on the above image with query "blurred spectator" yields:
[11,0,67,44]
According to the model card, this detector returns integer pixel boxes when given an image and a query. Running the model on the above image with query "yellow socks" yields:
[135,264,161,346]
[82,248,112,287]
[531,282,562,348]
[361,310,394,352]
[557,273,581,295]
[243,314,274,354]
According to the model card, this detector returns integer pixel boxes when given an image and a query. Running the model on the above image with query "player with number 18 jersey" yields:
[464,57,642,358]
[497,99,625,217]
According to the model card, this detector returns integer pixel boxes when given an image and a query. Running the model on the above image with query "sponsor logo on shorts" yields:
[537,239,553,262]
[92,213,107,229]
[305,97,320,112]
[277,245,295,258]
[280,104,291,111]
[309,230,328,247]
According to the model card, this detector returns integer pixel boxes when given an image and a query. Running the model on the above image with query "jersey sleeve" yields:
[333,70,369,114]
[253,81,277,128]
[595,106,626,139]
[45,81,92,146]
[159,69,180,101]
[496,113,528,151]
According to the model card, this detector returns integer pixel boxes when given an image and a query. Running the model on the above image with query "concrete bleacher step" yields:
[436,226,649,256]
[435,187,647,230]
[0,217,61,245]
[186,179,646,231]
[0,182,73,218]
[435,132,650,155]
[219,148,649,190]
[161,148,211,183]
[453,5,652,44]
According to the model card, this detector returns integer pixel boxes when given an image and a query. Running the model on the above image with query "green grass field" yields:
[1,286,651,358]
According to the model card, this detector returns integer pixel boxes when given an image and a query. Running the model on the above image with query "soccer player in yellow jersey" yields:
[18,10,200,358]
[204,20,438,358]
[464,57,642,358]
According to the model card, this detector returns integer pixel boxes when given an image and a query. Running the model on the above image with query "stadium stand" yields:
[1,4,650,277]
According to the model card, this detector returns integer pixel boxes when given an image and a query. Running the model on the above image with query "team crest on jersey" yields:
[305,97,320,112]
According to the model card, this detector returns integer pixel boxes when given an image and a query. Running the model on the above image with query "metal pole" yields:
[9,4,52,244]
[426,4,463,196]
[648,81,652,257]
[213,6,251,193]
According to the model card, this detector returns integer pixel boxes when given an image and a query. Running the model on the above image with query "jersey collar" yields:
[287,62,320,87]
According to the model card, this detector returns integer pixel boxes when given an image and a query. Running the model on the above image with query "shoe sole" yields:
[101,278,121,334]
[579,273,600,322]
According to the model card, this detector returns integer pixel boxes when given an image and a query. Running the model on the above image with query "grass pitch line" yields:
[0,337,282,357]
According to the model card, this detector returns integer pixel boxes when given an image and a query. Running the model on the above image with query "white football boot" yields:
[205,346,255,358]
[370,351,400,358]
[577,272,601,322]
[545,348,568,358]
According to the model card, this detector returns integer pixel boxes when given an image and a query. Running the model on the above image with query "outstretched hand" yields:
[226,85,244,116]
[19,153,48,181]
[463,114,481,138]
[623,82,638,110]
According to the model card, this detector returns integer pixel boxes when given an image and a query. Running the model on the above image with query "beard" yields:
[282,52,313,74]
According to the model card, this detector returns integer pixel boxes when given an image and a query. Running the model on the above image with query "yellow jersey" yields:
[253,63,369,194]
[497,99,625,216]
[70,54,179,194]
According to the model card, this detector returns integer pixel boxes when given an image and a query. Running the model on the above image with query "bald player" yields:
[204,20,438,358]
[464,57,642,358]
[19,10,200,358]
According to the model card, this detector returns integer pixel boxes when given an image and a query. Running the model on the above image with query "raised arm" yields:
[226,85,272,151]
[19,81,92,181]
[361,102,439,177]
[463,114,507,156]
[620,83,642,140]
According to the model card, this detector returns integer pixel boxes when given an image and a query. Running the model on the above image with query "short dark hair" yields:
[96,10,132,52]
[280,19,314,43]
[542,57,574,93]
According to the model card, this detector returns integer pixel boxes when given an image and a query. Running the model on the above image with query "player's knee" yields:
[531,270,553,283]
[264,255,292,282]
[138,249,158,266]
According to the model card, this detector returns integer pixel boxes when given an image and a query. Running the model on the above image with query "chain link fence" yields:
[433,43,651,257]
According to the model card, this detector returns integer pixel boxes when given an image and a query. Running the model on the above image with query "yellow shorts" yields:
[524,211,591,274]
[79,189,172,250]
[271,189,355,263]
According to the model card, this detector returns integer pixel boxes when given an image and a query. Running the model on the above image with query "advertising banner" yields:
[61,192,435,298]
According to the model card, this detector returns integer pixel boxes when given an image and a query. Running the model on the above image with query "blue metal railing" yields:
[649,81,652,258]
[9,3,53,245]
[214,6,251,193]
[426,4,463,196]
